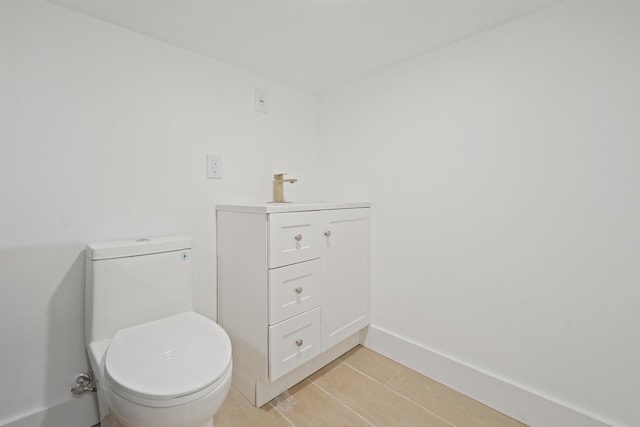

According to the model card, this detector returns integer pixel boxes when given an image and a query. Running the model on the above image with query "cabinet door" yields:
[320,208,371,351]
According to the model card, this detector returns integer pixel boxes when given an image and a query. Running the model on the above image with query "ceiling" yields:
[47,0,558,93]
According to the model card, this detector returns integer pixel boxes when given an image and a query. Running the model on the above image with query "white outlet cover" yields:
[207,154,223,179]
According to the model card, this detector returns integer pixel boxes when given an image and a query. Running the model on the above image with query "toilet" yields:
[85,235,232,427]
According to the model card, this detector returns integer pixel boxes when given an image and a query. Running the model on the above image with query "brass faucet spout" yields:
[273,173,297,203]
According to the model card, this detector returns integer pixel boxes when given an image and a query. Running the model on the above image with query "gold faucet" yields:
[273,173,297,203]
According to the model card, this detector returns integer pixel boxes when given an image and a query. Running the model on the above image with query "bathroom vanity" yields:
[216,202,370,406]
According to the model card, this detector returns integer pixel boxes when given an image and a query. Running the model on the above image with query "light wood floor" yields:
[213,345,526,427]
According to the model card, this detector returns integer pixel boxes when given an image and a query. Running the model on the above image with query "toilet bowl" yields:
[105,312,231,427]
[85,236,232,427]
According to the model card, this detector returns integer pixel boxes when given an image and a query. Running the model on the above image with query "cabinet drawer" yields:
[269,260,321,325]
[268,307,321,381]
[268,212,319,268]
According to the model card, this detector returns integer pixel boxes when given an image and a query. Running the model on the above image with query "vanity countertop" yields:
[216,201,370,214]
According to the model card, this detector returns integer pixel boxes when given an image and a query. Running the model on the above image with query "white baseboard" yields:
[0,327,617,427]
[1,394,99,427]
[361,325,614,427]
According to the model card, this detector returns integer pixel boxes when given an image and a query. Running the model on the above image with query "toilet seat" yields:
[105,311,232,408]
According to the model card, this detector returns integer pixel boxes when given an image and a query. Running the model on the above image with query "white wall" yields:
[0,1,319,424]
[320,1,639,426]
[2,1,638,426]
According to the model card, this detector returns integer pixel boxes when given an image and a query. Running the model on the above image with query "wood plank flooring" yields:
[214,345,527,427]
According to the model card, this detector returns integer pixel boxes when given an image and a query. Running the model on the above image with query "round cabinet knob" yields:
[295,287,303,294]
[294,234,303,241]
[324,230,331,237]
[295,339,304,347]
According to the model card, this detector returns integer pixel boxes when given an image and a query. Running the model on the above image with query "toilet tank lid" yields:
[86,235,192,260]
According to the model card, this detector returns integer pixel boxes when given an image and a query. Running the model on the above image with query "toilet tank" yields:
[85,236,194,344]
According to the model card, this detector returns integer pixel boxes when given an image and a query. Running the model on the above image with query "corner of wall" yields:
[362,325,617,427]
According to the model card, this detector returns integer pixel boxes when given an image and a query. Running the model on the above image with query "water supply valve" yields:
[71,372,96,394]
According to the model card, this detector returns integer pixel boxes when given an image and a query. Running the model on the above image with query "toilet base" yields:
[104,361,231,427]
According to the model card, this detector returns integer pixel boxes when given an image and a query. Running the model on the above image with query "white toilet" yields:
[85,235,232,427]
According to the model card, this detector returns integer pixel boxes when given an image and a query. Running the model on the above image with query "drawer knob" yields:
[295,286,303,294]
[324,230,331,237]
[295,339,304,347]
[294,234,303,242]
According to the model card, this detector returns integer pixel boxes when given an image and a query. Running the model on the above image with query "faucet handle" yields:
[273,173,289,180]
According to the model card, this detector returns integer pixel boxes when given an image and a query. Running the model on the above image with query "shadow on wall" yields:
[42,248,99,426]
[0,244,98,426]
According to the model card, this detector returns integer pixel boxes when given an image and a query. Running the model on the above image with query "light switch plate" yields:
[255,90,268,113]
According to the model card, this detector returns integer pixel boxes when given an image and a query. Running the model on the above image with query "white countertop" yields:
[216,201,370,213]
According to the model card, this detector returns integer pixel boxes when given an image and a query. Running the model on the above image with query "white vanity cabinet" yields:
[216,202,370,406]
